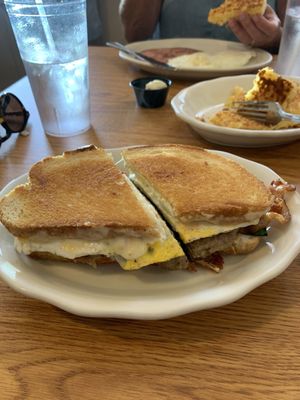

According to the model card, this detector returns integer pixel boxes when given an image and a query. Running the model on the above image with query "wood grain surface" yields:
[0,47,299,400]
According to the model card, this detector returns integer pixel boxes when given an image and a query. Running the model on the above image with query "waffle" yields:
[208,0,267,26]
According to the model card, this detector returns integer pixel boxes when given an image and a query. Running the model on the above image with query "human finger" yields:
[237,12,268,41]
[252,15,278,35]
[227,19,252,45]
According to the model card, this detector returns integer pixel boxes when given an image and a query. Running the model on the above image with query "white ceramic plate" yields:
[0,148,300,319]
[119,38,272,79]
[171,74,300,147]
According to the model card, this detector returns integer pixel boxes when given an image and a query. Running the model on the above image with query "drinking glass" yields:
[276,0,300,77]
[4,0,91,137]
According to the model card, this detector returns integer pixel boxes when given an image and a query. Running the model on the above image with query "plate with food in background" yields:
[171,67,300,147]
[117,38,272,79]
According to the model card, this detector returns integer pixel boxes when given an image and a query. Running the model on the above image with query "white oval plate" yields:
[171,74,300,147]
[119,38,272,79]
[0,148,300,319]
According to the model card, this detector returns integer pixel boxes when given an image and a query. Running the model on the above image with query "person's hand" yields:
[227,5,282,49]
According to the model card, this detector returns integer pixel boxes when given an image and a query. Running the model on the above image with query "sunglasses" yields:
[0,93,30,147]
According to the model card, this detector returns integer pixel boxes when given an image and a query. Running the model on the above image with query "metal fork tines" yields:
[106,41,177,70]
[231,101,300,125]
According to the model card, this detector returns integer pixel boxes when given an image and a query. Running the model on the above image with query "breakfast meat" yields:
[186,229,238,259]
[141,47,198,63]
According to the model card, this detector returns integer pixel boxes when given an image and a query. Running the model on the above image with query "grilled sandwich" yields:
[122,144,277,271]
[208,0,267,26]
[1,144,293,273]
[0,145,187,271]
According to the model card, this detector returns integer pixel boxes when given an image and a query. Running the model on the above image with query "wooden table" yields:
[0,47,299,400]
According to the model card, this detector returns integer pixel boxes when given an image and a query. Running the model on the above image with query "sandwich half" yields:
[0,145,187,270]
[122,144,274,271]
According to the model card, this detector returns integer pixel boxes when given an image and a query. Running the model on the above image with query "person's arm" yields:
[119,0,163,43]
[227,2,288,51]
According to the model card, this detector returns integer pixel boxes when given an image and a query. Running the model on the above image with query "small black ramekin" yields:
[130,76,172,108]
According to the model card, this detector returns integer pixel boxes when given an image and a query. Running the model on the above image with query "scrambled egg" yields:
[168,50,255,70]
[122,235,184,270]
[168,216,259,243]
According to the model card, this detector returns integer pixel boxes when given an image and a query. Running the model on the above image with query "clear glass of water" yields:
[4,0,90,137]
[276,0,300,77]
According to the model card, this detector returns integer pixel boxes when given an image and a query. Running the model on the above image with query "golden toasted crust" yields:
[208,0,266,26]
[0,145,158,237]
[123,144,273,222]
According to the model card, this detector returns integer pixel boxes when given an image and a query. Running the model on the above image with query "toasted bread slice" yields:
[122,144,273,224]
[0,145,161,238]
[208,0,267,26]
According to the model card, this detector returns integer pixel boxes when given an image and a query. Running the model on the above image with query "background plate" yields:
[171,74,300,147]
[0,148,299,319]
[120,38,272,79]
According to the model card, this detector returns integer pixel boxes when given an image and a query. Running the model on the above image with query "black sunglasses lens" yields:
[2,94,27,132]
[0,95,9,111]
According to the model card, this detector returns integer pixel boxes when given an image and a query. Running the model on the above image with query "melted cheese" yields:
[15,231,184,271]
[15,236,151,260]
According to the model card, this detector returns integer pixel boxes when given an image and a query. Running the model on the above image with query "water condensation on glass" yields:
[4,0,90,136]
[276,2,300,76]
[6,1,87,63]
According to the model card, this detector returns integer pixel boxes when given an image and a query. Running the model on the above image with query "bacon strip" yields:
[267,179,295,224]
[191,252,224,273]
[242,179,295,234]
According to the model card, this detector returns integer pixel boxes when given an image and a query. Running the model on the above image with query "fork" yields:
[231,101,300,125]
[106,41,177,70]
